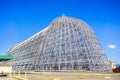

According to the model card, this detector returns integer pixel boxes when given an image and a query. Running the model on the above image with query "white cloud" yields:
[108,45,116,49]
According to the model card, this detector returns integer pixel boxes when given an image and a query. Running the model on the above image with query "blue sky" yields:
[0,0,120,64]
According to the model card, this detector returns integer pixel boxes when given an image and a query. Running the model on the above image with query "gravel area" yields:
[1,72,120,80]
[18,72,120,80]
[0,77,15,80]
[82,77,120,80]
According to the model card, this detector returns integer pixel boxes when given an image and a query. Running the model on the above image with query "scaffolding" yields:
[7,16,111,72]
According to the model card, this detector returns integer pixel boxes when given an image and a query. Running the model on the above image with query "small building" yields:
[109,61,116,69]
[0,64,12,73]
[0,55,13,73]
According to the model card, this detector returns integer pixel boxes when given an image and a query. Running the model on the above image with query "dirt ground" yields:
[5,72,120,80]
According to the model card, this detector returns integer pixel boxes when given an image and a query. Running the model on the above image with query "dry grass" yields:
[7,71,120,80]
[32,72,120,80]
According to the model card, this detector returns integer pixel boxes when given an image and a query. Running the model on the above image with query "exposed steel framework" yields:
[7,16,111,72]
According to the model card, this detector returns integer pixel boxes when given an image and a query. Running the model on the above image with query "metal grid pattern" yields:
[7,16,111,72]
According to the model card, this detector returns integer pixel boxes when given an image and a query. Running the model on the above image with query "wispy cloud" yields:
[108,44,116,49]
